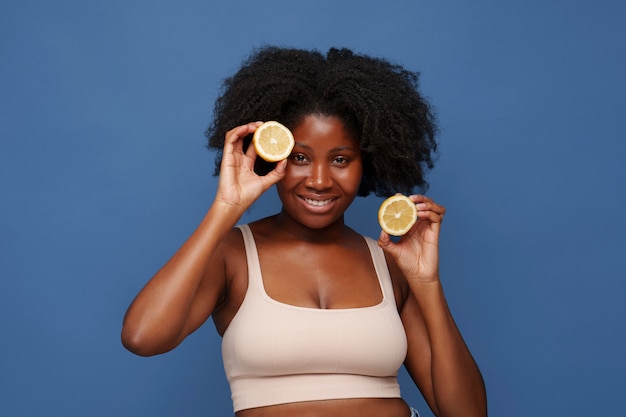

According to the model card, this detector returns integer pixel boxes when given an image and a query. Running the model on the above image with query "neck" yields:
[272,209,349,243]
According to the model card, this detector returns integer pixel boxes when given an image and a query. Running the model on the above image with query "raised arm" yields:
[121,122,286,356]
[378,195,487,417]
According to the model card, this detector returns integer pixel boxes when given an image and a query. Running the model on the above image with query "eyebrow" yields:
[293,143,358,153]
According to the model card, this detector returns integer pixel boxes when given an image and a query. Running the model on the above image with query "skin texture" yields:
[121,115,487,417]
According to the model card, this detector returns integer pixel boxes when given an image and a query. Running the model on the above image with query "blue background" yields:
[2,1,625,416]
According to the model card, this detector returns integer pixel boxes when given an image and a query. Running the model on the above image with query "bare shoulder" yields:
[383,250,410,311]
[220,225,246,255]
[216,225,248,288]
[210,225,248,336]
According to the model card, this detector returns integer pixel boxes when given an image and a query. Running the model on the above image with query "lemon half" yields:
[378,195,418,236]
[252,121,295,162]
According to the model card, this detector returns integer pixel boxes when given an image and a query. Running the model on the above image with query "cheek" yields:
[275,165,304,194]
[278,165,308,191]
[284,163,309,179]
[343,164,364,189]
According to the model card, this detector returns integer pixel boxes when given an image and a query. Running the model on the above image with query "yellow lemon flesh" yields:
[252,121,295,162]
[378,195,418,236]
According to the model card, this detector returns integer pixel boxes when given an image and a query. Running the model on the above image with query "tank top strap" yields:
[363,236,398,309]
[236,224,263,290]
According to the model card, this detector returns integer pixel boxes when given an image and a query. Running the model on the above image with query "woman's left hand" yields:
[377,194,445,283]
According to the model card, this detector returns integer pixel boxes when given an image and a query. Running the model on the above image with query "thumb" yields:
[378,230,407,264]
[263,159,287,185]
[377,230,395,253]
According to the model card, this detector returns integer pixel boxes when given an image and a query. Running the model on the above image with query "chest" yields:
[222,234,408,380]
[257,242,383,309]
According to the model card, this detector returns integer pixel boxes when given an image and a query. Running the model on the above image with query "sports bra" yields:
[221,224,408,412]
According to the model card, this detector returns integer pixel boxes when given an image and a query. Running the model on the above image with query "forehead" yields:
[291,114,359,150]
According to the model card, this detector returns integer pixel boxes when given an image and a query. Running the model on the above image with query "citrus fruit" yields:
[378,195,418,236]
[252,121,295,162]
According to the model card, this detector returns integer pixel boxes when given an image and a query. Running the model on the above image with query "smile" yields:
[303,197,333,207]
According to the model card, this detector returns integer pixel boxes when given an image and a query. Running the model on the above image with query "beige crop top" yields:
[221,225,408,412]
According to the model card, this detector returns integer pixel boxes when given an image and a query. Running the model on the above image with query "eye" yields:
[331,156,349,166]
[290,154,309,164]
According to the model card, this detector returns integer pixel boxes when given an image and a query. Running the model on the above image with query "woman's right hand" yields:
[214,122,288,212]
[121,122,287,357]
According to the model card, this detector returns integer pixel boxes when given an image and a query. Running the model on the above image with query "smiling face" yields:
[275,114,363,231]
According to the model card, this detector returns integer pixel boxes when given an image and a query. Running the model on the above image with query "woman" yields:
[122,46,487,417]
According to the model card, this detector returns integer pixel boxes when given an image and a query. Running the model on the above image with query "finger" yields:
[245,135,259,160]
[413,197,445,216]
[377,230,406,261]
[225,121,263,138]
[225,121,264,151]
[416,209,444,224]
[416,201,445,213]
[409,194,434,204]
[262,159,288,184]
[417,202,445,220]
[377,229,393,249]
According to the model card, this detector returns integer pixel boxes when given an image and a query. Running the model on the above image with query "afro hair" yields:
[206,46,438,197]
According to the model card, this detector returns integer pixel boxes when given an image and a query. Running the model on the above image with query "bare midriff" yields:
[235,397,411,417]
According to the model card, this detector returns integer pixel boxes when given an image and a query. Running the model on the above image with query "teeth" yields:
[304,198,332,207]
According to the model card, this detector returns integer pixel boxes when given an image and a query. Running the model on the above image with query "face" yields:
[276,114,363,230]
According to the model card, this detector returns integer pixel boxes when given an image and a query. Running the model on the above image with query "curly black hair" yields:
[205,46,438,197]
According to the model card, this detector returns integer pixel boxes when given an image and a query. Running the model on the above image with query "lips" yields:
[298,195,339,213]
[303,197,333,207]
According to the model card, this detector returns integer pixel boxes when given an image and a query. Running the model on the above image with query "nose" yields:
[307,162,333,190]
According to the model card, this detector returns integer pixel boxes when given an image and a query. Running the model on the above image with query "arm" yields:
[378,195,487,417]
[121,122,286,356]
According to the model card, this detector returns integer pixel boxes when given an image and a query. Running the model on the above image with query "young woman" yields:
[122,46,487,417]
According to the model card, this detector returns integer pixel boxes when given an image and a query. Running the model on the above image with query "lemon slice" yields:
[378,195,418,236]
[252,121,295,162]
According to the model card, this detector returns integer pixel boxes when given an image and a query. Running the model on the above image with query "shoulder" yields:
[220,225,247,263]
[358,233,410,309]
[383,250,410,311]
[210,226,248,336]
